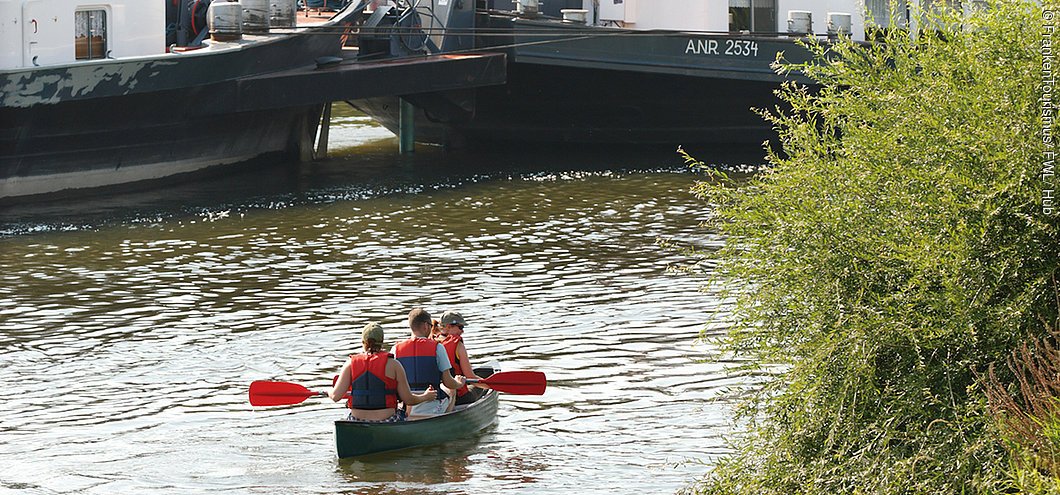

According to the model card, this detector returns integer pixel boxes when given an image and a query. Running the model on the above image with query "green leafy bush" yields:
[686,1,1059,493]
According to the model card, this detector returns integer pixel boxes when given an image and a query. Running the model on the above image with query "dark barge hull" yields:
[354,61,786,146]
[1,91,318,200]
[0,9,357,201]
[354,15,814,147]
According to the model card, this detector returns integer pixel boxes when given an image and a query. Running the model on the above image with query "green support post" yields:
[399,98,415,154]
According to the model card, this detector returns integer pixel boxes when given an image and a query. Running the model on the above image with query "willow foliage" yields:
[689,1,1059,493]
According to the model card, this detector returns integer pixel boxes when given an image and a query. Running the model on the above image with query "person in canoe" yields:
[392,308,466,417]
[436,311,486,406]
[430,318,443,340]
[329,322,437,423]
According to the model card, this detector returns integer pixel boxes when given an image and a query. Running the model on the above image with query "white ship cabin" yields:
[581,0,970,43]
[0,1,164,70]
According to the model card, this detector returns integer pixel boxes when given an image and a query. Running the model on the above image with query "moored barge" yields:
[0,1,356,201]
[350,0,914,147]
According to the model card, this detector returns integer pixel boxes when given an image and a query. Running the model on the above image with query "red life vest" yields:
[347,351,398,410]
[393,337,448,400]
[440,334,469,397]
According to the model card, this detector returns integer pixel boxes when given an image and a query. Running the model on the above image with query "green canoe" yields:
[334,388,499,458]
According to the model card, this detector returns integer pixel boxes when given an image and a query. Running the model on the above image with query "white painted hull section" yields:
[0,152,265,199]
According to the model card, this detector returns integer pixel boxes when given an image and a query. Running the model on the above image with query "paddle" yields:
[248,380,338,407]
[249,371,547,406]
[469,371,547,395]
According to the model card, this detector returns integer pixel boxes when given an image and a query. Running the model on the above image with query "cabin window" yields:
[75,10,107,60]
[729,0,775,33]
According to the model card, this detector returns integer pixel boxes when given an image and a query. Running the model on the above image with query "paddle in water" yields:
[249,370,547,406]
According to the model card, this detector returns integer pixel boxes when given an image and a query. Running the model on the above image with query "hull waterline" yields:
[334,389,499,458]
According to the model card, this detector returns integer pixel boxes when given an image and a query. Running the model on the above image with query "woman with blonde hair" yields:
[330,322,436,422]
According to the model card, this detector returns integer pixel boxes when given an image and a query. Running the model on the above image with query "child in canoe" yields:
[329,322,436,422]
[436,311,486,406]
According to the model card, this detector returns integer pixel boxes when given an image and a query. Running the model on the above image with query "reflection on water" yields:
[338,437,481,484]
[0,105,760,494]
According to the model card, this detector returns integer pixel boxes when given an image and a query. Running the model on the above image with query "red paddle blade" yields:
[249,380,318,406]
[478,371,547,395]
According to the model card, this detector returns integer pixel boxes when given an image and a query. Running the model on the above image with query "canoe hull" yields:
[334,388,499,458]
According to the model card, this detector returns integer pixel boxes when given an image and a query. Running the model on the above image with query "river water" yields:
[0,107,750,495]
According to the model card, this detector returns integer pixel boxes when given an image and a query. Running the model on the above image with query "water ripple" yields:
[0,163,737,494]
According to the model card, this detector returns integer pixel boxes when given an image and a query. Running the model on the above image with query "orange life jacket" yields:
[440,334,469,397]
[393,337,448,400]
[347,351,398,410]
